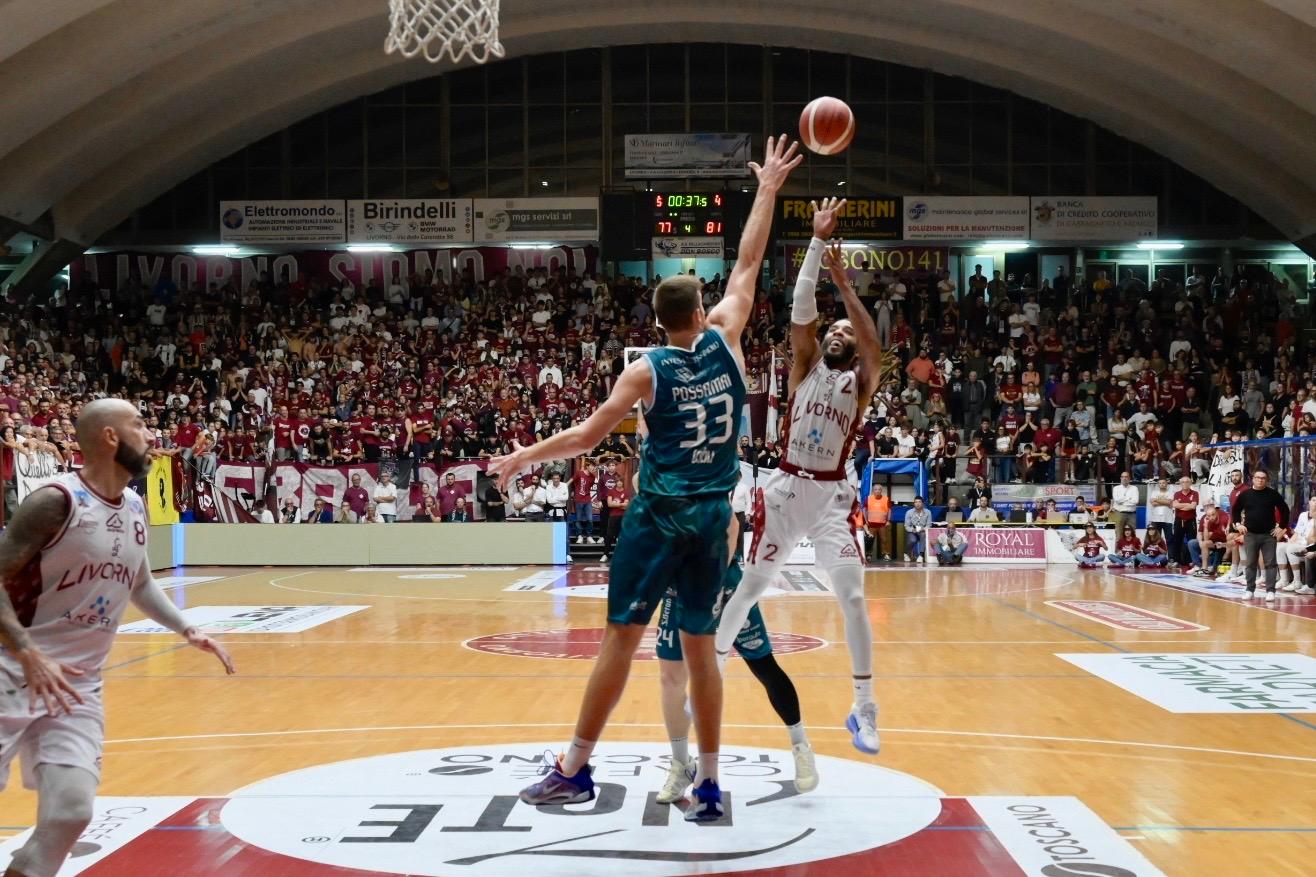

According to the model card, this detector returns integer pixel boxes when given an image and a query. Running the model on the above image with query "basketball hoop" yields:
[385,0,505,65]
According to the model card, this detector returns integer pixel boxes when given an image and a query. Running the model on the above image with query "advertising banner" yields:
[1029,196,1158,241]
[775,197,901,241]
[473,198,599,242]
[1045,600,1207,632]
[624,133,752,178]
[784,243,946,281]
[119,605,367,635]
[989,483,1098,515]
[0,798,197,875]
[346,199,473,244]
[902,196,1030,240]
[968,797,1168,877]
[927,526,1048,563]
[1058,652,1316,713]
[71,246,598,291]
[651,236,725,259]
[220,200,345,244]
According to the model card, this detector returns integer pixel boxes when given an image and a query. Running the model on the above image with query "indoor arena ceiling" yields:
[2,0,1314,248]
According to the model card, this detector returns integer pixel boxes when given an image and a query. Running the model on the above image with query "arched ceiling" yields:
[2,0,1314,246]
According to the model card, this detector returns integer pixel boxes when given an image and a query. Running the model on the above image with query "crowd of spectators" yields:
[0,252,1312,531]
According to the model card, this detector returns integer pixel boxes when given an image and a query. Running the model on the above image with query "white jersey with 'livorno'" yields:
[780,357,862,476]
[0,473,149,682]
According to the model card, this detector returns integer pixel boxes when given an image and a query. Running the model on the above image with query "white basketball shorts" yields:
[0,677,104,790]
[746,468,862,576]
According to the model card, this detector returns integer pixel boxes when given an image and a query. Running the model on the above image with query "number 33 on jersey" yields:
[638,331,747,498]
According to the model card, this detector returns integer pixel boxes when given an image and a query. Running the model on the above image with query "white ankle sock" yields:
[670,736,690,763]
[695,752,719,785]
[852,675,874,707]
[787,722,808,746]
[561,736,595,775]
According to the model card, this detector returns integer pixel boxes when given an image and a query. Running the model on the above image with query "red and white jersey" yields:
[781,358,862,476]
[1,473,149,681]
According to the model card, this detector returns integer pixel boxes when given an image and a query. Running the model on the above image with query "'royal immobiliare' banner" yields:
[927,527,1047,563]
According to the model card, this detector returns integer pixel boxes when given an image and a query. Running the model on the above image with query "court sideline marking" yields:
[99,720,1316,765]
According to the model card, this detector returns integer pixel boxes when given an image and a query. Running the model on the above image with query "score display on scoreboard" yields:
[651,192,727,237]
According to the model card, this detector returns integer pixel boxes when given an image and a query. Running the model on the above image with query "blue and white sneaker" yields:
[846,702,880,755]
[519,759,595,805]
[683,778,724,822]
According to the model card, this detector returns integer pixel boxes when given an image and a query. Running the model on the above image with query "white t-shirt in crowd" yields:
[373,482,398,517]
[1147,486,1175,526]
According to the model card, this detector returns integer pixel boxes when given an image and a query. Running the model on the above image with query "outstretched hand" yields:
[811,196,846,240]
[747,134,803,192]
[186,628,236,675]
[488,440,528,491]
[824,240,851,292]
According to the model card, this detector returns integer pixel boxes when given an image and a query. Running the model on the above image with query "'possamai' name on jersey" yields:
[639,331,747,497]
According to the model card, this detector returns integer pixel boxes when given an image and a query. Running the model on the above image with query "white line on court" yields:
[101,721,1316,766]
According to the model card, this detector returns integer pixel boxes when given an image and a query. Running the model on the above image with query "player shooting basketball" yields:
[714,202,888,756]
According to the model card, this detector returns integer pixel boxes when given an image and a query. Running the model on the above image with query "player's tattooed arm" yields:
[0,486,69,653]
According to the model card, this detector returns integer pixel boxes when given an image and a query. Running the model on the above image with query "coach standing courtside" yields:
[1231,469,1290,601]
[1108,472,1139,539]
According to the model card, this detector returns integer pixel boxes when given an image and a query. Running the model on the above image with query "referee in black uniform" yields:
[1230,469,1290,600]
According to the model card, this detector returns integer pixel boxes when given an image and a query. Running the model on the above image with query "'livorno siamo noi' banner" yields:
[69,246,599,291]
[775,197,902,241]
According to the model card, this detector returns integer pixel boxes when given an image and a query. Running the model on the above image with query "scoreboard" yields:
[599,191,749,261]
[651,192,727,237]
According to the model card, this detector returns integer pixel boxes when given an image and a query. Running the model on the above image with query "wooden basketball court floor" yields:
[2,561,1313,876]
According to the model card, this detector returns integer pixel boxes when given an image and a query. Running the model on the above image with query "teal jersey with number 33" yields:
[639,330,747,498]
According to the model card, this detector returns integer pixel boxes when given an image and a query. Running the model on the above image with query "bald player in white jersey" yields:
[714,199,885,755]
[0,399,234,877]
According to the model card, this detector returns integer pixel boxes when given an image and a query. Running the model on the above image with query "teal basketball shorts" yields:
[655,561,773,661]
[607,491,732,635]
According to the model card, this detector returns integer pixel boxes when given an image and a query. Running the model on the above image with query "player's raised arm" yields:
[488,357,652,489]
[787,197,844,393]
[708,134,803,342]
[826,240,884,398]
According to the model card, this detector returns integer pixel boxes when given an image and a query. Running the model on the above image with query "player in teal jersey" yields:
[489,135,803,822]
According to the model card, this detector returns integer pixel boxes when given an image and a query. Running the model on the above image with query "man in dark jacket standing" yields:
[1231,469,1290,601]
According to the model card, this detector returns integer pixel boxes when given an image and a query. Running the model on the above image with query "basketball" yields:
[799,96,855,155]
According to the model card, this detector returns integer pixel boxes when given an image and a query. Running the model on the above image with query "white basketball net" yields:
[385,0,506,65]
